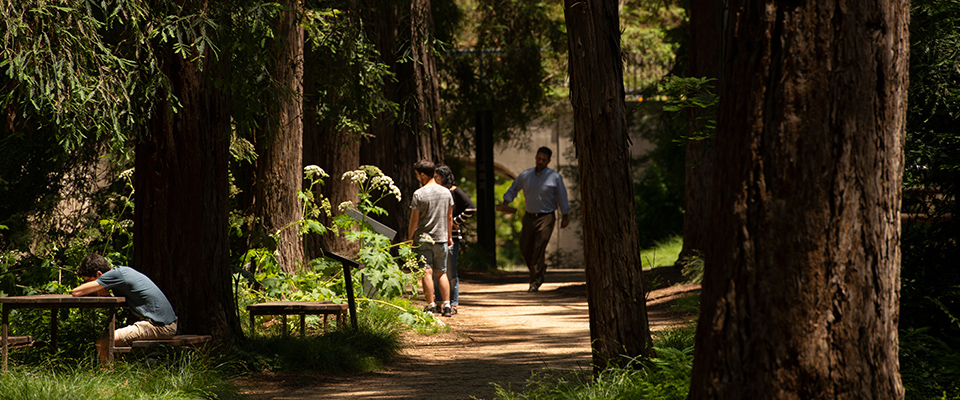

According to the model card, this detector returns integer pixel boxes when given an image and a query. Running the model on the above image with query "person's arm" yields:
[452,188,477,228]
[407,208,420,242]
[501,172,523,206]
[72,280,108,297]
[447,204,454,247]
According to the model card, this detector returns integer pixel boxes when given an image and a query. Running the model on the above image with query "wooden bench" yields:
[247,301,348,337]
[114,335,212,353]
[3,336,33,350]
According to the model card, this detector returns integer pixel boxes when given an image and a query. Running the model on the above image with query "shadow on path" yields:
[238,268,697,400]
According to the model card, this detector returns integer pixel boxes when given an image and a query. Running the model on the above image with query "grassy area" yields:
[640,236,683,270]
[492,324,697,400]
[0,354,240,400]
[1,301,410,400]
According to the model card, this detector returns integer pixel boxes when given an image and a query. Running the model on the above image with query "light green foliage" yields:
[621,0,687,95]
[659,76,718,141]
[238,165,431,334]
[335,166,421,299]
[301,8,396,137]
[0,354,240,400]
[640,236,683,270]
[439,0,567,154]
[493,325,696,400]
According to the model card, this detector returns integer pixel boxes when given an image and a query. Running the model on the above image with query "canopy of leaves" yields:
[438,0,567,155]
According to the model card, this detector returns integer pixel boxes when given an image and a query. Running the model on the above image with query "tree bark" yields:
[302,41,361,258]
[254,0,305,271]
[360,0,444,234]
[135,36,242,345]
[688,0,907,398]
[677,0,722,264]
[564,0,654,370]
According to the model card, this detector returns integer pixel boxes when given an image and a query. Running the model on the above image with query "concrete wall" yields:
[490,103,657,269]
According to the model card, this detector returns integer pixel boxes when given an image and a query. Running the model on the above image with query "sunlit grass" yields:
[492,324,696,400]
[641,236,683,269]
[0,353,240,400]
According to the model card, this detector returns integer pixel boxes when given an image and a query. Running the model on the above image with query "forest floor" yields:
[236,267,700,400]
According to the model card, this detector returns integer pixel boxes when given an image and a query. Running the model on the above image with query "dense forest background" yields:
[1,0,958,396]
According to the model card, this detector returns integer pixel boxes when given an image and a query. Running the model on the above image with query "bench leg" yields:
[281,315,287,337]
[300,315,305,338]
[3,308,9,372]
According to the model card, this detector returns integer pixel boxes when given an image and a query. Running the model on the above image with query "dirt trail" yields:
[238,268,698,400]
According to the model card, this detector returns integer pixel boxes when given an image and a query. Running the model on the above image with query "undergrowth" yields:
[492,324,696,400]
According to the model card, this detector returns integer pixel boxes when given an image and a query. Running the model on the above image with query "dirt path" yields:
[238,268,698,400]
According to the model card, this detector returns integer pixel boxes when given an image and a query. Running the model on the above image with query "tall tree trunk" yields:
[360,0,444,234]
[688,0,907,398]
[135,38,241,345]
[302,41,361,258]
[564,0,653,370]
[677,0,722,264]
[254,0,305,271]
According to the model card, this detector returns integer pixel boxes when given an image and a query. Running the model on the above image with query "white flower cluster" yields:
[370,175,402,202]
[342,170,368,185]
[119,168,134,181]
[303,165,328,180]
[338,201,354,213]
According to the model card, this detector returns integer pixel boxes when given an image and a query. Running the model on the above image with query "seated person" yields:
[71,254,178,354]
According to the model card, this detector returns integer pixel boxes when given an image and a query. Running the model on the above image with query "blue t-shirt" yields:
[97,266,178,325]
[503,167,570,214]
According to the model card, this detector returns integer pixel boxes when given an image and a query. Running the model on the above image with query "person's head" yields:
[535,146,552,172]
[413,159,436,184]
[435,164,455,188]
[77,253,112,281]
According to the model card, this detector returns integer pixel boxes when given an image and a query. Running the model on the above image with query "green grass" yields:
[0,353,240,400]
[640,236,683,270]
[492,324,697,400]
[1,300,408,399]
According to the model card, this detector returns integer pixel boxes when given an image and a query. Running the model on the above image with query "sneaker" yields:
[424,304,438,314]
[528,283,540,292]
[442,305,452,317]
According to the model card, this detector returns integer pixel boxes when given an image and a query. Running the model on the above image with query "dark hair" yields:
[414,159,436,177]
[537,146,553,158]
[435,165,455,188]
[78,253,111,278]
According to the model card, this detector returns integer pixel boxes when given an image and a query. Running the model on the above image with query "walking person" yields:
[499,147,570,292]
[406,159,455,317]
[433,165,476,315]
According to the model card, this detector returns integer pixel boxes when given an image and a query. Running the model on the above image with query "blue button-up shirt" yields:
[503,167,570,215]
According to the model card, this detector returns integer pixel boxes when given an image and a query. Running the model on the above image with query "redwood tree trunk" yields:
[254,0,305,271]
[360,0,444,234]
[688,0,907,398]
[677,0,722,264]
[302,42,361,258]
[135,38,241,344]
[564,0,653,370]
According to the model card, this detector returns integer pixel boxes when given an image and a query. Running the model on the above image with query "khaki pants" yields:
[115,320,178,346]
[519,212,556,287]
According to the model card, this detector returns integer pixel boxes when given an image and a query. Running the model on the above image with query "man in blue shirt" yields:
[500,146,570,292]
[72,253,178,361]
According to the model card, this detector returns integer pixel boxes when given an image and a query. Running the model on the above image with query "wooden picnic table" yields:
[0,294,126,371]
[247,301,348,337]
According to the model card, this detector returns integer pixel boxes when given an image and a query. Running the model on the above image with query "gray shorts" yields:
[415,242,447,273]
